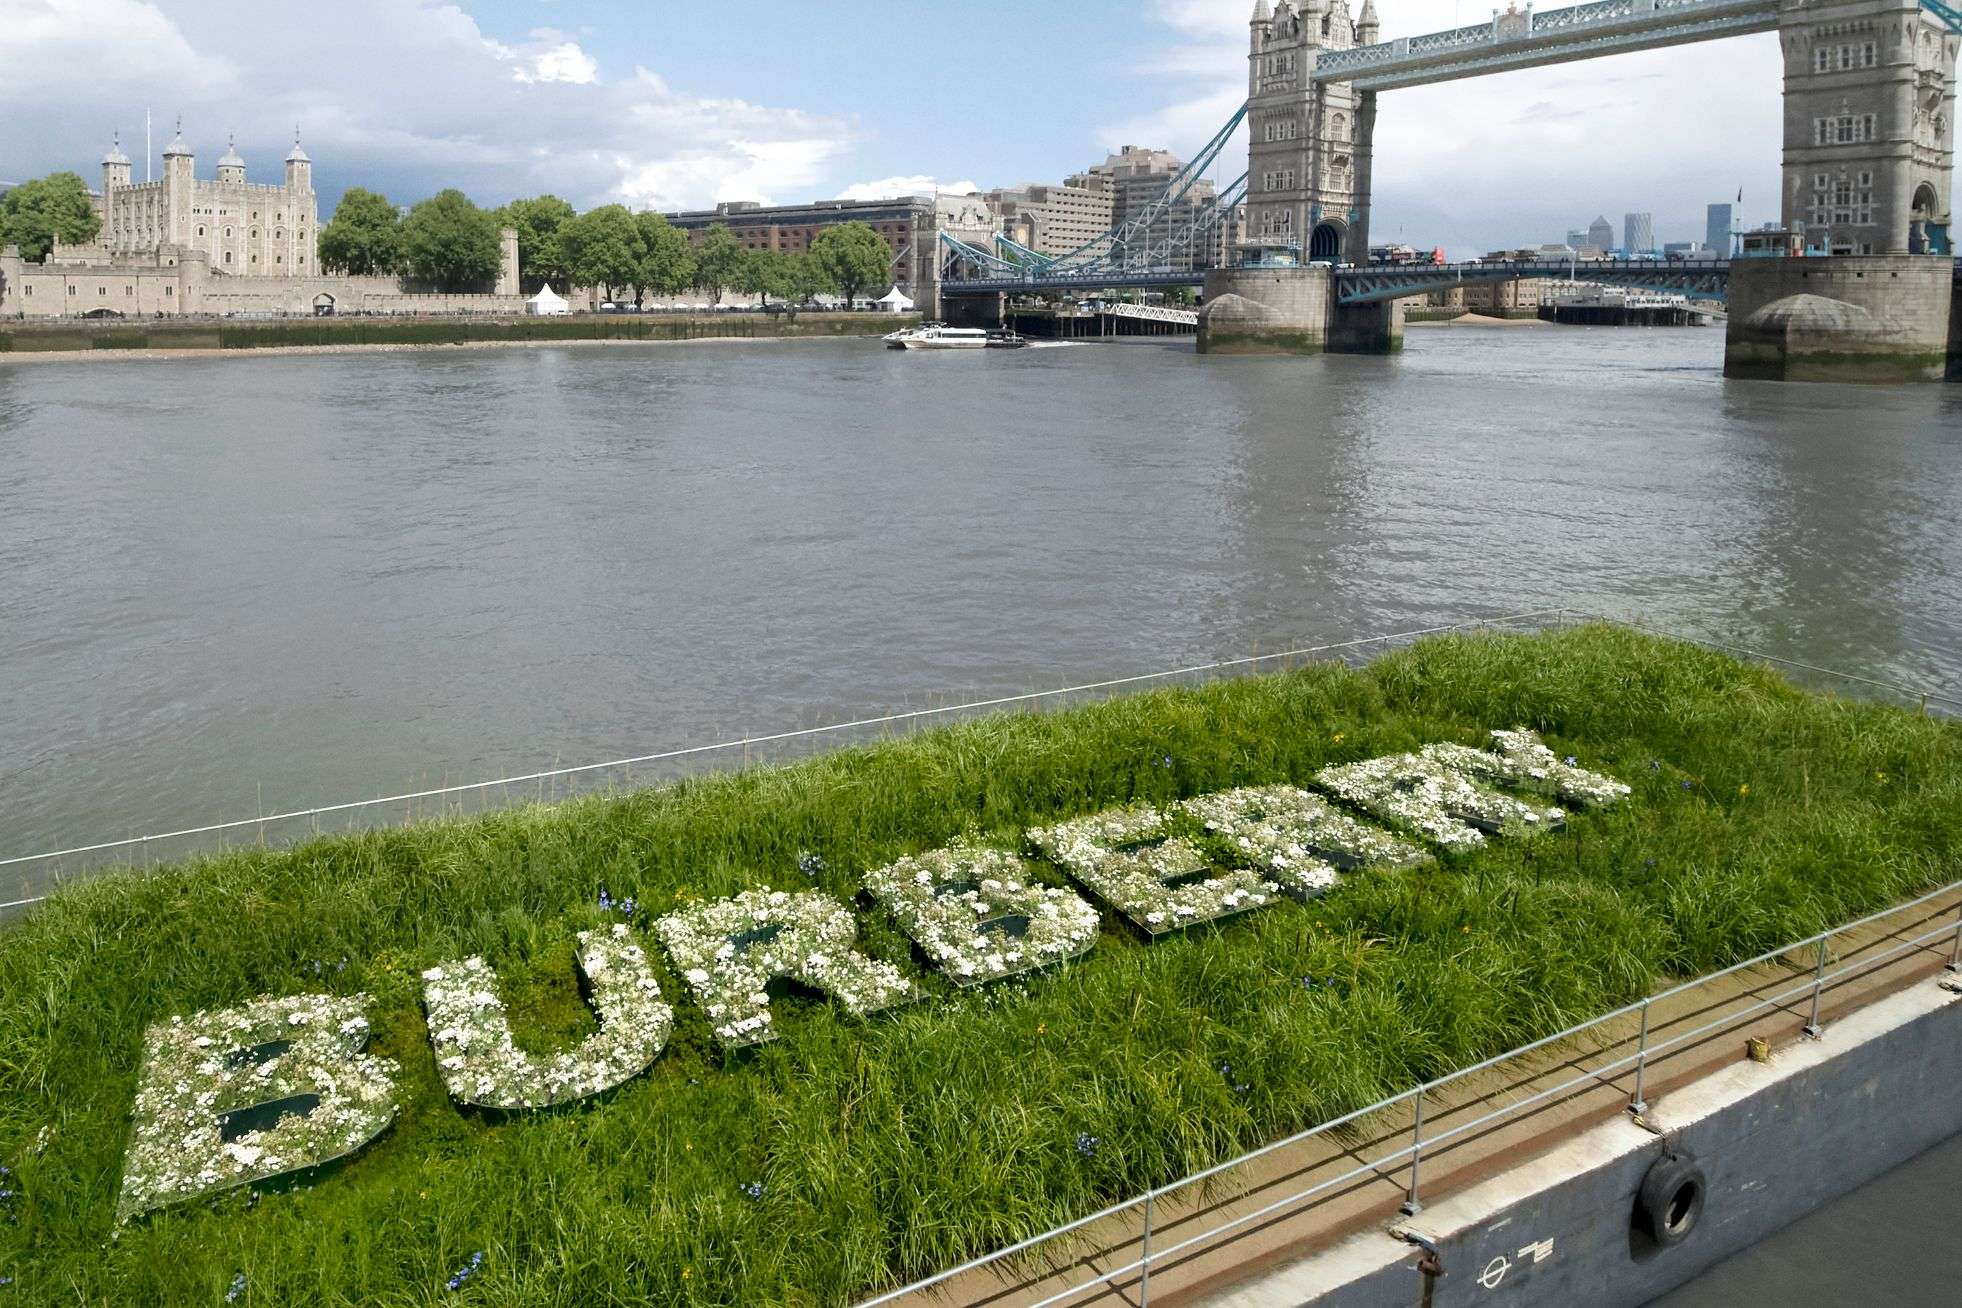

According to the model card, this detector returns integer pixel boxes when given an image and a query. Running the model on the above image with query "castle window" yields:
[1814,48,1829,72]
[251,229,258,239]
[197,225,206,237]
[224,227,232,238]
[68,286,76,296]
[225,252,233,264]
[166,286,173,296]
[1862,41,1875,67]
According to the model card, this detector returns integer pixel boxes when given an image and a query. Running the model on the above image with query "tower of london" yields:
[93,121,320,277]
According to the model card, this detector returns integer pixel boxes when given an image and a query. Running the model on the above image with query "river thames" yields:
[3,325,1959,902]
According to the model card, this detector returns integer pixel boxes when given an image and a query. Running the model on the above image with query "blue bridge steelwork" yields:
[943,259,1737,302]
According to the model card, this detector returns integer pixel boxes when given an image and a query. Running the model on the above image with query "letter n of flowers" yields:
[421,924,674,1110]
[654,888,914,1049]
[116,993,398,1222]
[864,843,1102,985]
[1027,804,1279,935]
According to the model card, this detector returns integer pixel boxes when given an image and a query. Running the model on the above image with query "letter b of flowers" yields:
[116,993,398,1222]
[421,924,674,1110]
[655,888,913,1049]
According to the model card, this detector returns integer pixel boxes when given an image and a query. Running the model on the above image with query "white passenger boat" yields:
[883,324,1027,350]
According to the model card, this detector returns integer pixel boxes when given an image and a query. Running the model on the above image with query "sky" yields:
[0,0,1835,256]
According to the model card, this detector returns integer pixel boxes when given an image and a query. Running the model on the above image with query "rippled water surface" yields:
[3,327,1959,900]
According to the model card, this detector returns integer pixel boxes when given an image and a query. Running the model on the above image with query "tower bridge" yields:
[937,0,1959,380]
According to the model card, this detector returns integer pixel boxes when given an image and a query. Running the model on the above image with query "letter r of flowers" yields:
[654,888,914,1049]
[116,994,398,1222]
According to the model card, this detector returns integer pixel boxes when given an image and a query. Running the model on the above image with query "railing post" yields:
[1804,937,1829,1038]
[1629,997,1652,1115]
[1140,1192,1153,1305]
[1947,896,1962,973]
[1401,1088,1425,1216]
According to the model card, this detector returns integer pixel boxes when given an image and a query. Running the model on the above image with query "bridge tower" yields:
[1247,0,1373,263]
[1778,0,1957,255]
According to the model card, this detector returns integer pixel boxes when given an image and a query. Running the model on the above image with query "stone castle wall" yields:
[1725,253,1955,381]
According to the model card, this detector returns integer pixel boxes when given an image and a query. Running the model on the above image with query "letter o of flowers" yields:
[654,888,914,1049]
[1028,804,1279,935]
[1179,785,1431,895]
[116,993,398,1222]
[864,844,1102,985]
[421,924,674,1110]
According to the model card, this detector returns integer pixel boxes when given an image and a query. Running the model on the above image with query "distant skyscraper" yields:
[1706,202,1734,257]
[1566,228,1588,249]
[1623,211,1655,256]
[1587,215,1614,252]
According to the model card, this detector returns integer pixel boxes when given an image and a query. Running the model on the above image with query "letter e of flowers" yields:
[864,843,1102,985]
[1316,751,1568,850]
[116,993,398,1222]
[1028,804,1279,935]
[1180,785,1431,897]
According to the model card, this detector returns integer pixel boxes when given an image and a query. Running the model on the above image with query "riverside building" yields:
[661,194,999,308]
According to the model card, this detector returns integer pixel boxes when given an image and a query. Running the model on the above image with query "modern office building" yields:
[1705,202,1734,257]
[1622,212,1655,256]
[983,178,1115,257]
[1586,215,1615,252]
[1075,145,1226,273]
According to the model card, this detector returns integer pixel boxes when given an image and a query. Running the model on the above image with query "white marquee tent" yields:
[525,284,570,316]
[875,286,915,314]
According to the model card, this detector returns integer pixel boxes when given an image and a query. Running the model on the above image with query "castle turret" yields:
[102,132,132,191]
[163,117,194,248]
[284,127,312,192]
[216,133,246,185]
[1357,0,1380,44]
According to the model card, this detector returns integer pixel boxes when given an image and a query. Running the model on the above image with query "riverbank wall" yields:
[0,311,915,355]
[1202,974,1962,1307]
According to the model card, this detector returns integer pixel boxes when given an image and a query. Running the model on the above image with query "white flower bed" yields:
[654,888,914,1049]
[1027,804,1278,935]
[1421,729,1632,808]
[420,924,673,1110]
[864,843,1102,985]
[1180,785,1431,898]
[1315,754,1567,850]
[117,993,398,1222]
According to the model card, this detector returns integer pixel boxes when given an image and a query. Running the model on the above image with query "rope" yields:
[0,609,1569,907]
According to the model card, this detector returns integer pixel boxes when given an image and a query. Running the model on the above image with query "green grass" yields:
[2,626,1958,1305]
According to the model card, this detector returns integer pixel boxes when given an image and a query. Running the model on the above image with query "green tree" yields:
[633,211,694,305]
[691,224,747,305]
[496,195,576,292]
[783,252,831,307]
[560,205,644,302]
[318,187,403,276]
[810,222,894,309]
[736,249,796,307]
[399,189,502,293]
[0,172,101,263]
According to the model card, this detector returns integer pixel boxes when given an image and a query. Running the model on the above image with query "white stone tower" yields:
[162,118,195,250]
[1246,0,1372,262]
[1778,0,1957,254]
[284,127,312,193]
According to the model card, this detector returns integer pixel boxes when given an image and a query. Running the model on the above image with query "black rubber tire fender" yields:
[1637,1150,1707,1247]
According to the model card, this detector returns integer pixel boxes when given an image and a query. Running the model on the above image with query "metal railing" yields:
[857,881,1962,1307]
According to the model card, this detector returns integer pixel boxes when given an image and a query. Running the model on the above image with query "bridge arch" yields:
[1309,221,1344,263]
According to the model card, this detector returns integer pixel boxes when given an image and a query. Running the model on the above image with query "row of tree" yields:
[0,170,901,308]
[323,189,896,306]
